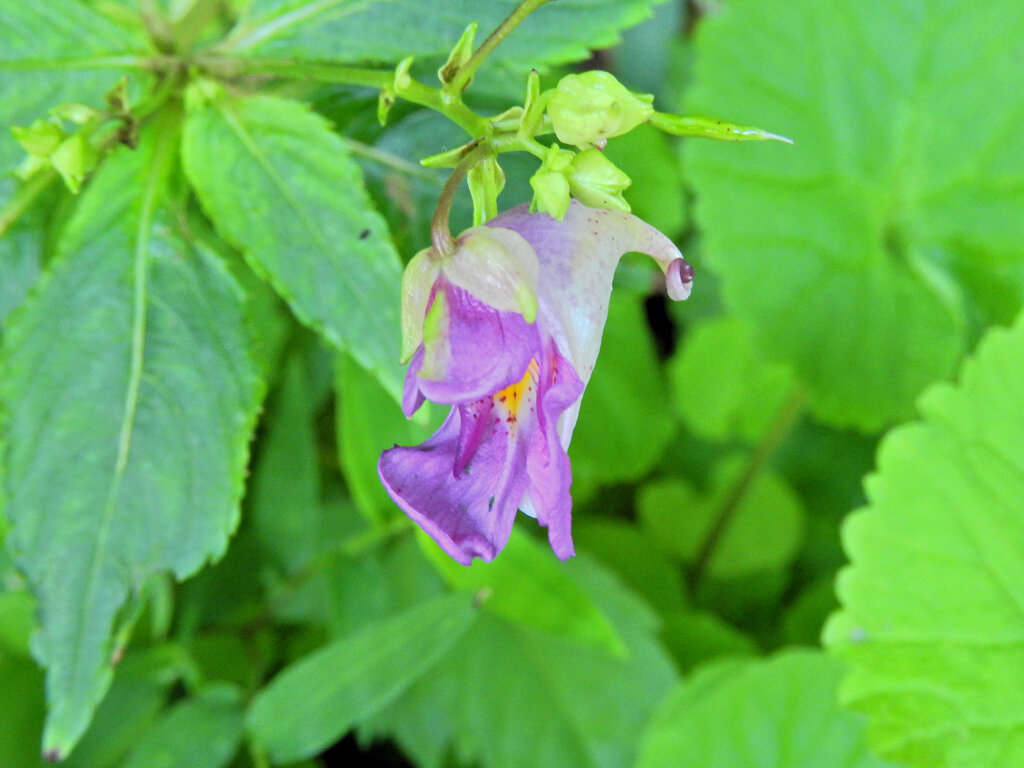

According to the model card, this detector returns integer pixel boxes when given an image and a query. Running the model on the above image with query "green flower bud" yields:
[567,149,631,212]
[530,168,570,220]
[49,133,98,194]
[547,71,654,148]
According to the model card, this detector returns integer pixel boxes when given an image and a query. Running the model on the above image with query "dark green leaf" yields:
[363,556,677,768]
[183,93,405,399]
[122,684,245,768]
[824,309,1024,767]
[225,0,666,74]
[246,592,477,763]
[0,125,263,757]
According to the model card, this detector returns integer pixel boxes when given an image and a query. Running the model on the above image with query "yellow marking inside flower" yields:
[494,359,539,419]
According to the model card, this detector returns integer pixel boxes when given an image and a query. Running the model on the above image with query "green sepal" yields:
[51,103,102,125]
[650,111,793,143]
[400,247,441,364]
[11,118,64,158]
[377,88,395,126]
[567,148,632,212]
[520,70,547,136]
[438,22,477,87]
[49,134,99,193]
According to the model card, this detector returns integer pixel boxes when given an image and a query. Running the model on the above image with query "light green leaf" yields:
[669,315,796,444]
[637,455,805,577]
[247,591,477,763]
[824,309,1024,767]
[422,528,627,657]
[684,0,1024,429]
[0,1,147,188]
[363,555,677,768]
[571,290,674,501]
[183,93,405,399]
[658,608,757,673]
[634,650,895,768]
[122,684,245,768]
[0,126,263,758]
[225,0,665,74]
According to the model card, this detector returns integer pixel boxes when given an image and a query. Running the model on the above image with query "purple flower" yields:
[379,201,693,565]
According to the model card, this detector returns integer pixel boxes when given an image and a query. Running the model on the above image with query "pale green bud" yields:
[547,71,654,148]
[567,149,631,212]
[530,168,570,220]
[50,134,98,194]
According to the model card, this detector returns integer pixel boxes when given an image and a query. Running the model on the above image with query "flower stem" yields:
[448,0,553,94]
[430,142,486,254]
[686,387,806,594]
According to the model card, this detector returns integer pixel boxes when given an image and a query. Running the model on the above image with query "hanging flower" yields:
[379,201,693,565]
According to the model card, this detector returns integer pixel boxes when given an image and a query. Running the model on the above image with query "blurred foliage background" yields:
[2,1,1024,767]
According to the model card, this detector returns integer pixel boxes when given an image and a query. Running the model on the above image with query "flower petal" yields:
[400,247,441,364]
[488,200,690,443]
[525,341,584,559]
[416,278,541,406]
[378,391,536,565]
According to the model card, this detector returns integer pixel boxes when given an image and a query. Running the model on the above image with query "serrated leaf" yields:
[422,528,628,657]
[122,684,245,768]
[0,1,147,191]
[0,127,263,757]
[363,555,677,768]
[683,0,1024,430]
[634,650,895,768]
[225,0,665,74]
[824,309,1024,767]
[183,93,405,399]
[246,591,477,764]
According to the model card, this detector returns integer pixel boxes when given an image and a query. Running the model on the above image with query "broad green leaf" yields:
[658,608,756,673]
[0,589,34,657]
[247,591,477,763]
[571,290,674,501]
[634,650,894,768]
[422,528,627,657]
[224,0,665,74]
[122,684,245,768]
[669,315,797,444]
[684,0,1024,429]
[0,1,147,188]
[637,455,805,577]
[363,555,677,768]
[824,309,1024,767]
[183,93,405,399]
[0,125,263,758]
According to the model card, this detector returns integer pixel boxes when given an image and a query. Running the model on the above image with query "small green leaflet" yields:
[0,123,263,758]
[183,92,406,400]
[684,0,1024,430]
[825,308,1024,767]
